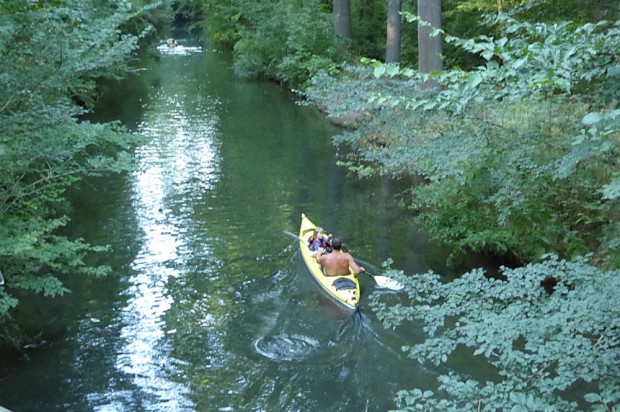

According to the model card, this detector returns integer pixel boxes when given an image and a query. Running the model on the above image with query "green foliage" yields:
[305,13,620,267]
[0,0,156,341]
[396,14,620,105]
[369,255,620,410]
[201,0,245,47]
[199,0,618,87]
[203,0,343,90]
[304,5,620,408]
[514,0,619,22]
[349,0,388,61]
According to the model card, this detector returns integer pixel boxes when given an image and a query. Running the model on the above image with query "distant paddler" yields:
[166,38,178,48]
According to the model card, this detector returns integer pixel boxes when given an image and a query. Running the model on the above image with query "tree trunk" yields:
[417,0,442,73]
[333,0,352,39]
[386,0,403,63]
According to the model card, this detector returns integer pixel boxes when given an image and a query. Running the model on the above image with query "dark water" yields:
[0,41,486,411]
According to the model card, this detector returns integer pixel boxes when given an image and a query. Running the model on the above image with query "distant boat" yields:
[167,38,178,48]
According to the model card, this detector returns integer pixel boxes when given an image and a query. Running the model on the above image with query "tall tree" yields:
[333,0,352,39]
[417,0,442,72]
[386,0,403,63]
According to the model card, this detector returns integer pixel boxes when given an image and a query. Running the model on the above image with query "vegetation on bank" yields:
[198,0,618,267]
[373,255,619,411]
[307,14,619,269]
[0,0,174,345]
[198,0,618,266]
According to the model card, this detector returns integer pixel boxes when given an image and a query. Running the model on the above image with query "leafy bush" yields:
[370,255,620,410]
[305,14,620,267]
[205,0,346,90]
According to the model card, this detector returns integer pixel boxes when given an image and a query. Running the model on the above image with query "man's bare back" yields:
[315,237,364,276]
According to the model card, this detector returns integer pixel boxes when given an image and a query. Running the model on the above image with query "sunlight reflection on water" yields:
[111,56,220,410]
[156,41,203,56]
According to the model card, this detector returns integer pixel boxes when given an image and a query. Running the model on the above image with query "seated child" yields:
[308,227,332,253]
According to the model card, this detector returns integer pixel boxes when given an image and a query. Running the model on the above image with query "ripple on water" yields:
[253,334,321,362]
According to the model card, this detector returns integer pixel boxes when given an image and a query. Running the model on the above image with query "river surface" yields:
[0,41,487,411]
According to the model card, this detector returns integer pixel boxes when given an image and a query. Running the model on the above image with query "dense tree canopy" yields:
[0,0,172,344]
[199,0,619,88]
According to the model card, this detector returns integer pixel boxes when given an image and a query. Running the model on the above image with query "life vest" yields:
[308,236,332,253]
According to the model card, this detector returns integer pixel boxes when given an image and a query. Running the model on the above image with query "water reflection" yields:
[156,41,203,56]
[112,50,220,410]
[254,334,321,362]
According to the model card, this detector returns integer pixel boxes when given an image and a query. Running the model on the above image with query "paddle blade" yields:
[373,275,404,291]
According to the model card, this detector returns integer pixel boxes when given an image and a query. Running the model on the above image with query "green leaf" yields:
[582,112,603,125]
[601,177,620,200]
[386,64,400,78]
[481,50,495,61]
[467,72,483,89]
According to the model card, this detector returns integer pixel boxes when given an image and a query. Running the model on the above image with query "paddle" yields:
[284,230,404,291]
[362,271,404,291]
[338,246,404,291]
[283,230,304,243]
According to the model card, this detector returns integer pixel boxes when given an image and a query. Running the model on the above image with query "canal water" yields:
[0,41,481,411]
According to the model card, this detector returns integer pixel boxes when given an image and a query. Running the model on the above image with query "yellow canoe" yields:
[299,213,360,310]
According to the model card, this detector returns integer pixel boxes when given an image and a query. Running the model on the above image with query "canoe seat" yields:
[332,277,356,291]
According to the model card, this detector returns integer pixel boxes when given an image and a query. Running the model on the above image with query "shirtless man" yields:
[315,237,365,276]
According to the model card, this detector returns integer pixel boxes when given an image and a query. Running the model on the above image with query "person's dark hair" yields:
[331,237,342,250]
